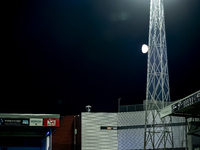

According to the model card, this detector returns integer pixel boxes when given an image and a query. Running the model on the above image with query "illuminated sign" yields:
[0,118,60,126]
[30,118,43,126]
[44,118,59,127]
[101,126,117,130]
[172,92,200,112]
[0,119,29,126]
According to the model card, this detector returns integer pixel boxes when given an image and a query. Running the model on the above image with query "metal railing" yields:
[119,104,144,112]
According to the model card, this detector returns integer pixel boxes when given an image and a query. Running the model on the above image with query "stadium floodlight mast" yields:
[144,0,174,149]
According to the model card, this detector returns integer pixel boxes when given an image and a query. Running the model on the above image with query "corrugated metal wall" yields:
[81,113,118,150]
[81,111,186,150]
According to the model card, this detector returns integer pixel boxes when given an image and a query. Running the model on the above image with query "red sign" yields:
[44,118,59,127]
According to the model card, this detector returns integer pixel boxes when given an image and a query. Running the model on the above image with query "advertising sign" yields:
[101,126,117,130]
[172,91,200,112]
[44,118,59,126]
[0,119,29,126]
[30,118,43,126]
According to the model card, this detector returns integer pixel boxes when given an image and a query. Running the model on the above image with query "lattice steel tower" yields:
[144,0,174,149]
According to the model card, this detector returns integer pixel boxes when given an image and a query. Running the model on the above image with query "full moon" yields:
[141,44,148,53]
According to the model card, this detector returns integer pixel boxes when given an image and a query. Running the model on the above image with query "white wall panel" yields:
[81,112,118,150]
[81,111,187,150]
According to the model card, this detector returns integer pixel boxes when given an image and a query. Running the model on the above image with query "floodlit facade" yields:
[81,111,187,150]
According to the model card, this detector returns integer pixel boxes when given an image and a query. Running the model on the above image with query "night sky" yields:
[3,0,200,115]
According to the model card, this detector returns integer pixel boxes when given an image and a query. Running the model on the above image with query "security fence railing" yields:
[119,104,144,112]
[119,101,173,112]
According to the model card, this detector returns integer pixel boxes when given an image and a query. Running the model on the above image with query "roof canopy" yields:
[160,90,200,118]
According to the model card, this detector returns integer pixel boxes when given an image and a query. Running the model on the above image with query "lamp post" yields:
[85,105,92,112]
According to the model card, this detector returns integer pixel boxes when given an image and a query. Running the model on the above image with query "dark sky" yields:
[3,0,200,115]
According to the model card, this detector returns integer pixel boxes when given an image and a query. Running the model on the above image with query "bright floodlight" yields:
[142,44,148,53]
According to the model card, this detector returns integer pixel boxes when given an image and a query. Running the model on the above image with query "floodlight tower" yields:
[144,0,174,149]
